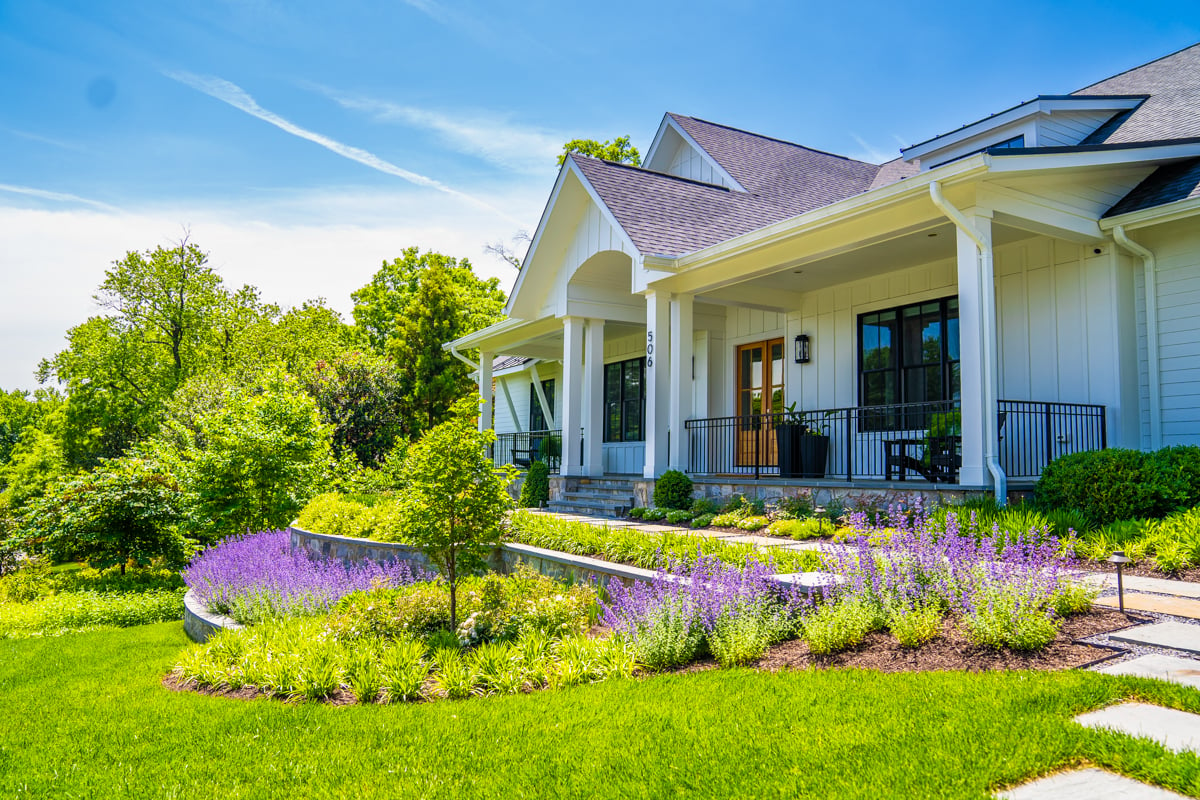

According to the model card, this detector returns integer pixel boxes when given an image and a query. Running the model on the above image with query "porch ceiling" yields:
[699,220,1039,299]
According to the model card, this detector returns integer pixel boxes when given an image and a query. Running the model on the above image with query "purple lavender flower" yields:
[184,531,431,623]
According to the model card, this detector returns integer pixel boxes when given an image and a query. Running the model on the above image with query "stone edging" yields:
[183,589,241,644]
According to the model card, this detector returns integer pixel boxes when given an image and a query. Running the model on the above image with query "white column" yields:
[584,319,605,476]
[560,317,584,476]
[668,294,693,471]
[643,291,670,478]
[477,350,493,433]
[955,209,996,488]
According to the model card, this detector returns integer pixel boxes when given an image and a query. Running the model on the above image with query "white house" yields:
[447,44,1200,513]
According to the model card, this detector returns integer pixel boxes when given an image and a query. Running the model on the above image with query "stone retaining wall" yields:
[183,589,242,643]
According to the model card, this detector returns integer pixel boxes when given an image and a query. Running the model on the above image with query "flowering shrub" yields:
[601,557,801,669]
[184,531,428,624]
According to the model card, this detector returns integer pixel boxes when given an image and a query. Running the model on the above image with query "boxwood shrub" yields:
[518,461,550,508]
[1035,446,1200,527]
[653,470,693,510]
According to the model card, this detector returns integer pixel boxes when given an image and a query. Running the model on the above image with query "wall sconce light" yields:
[794,334,811,364]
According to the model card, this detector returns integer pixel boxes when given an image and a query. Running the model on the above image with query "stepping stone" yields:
[1098,654,1200,688]
[635,524,688,534]
[1095,592,1200,620]
[1110,621,1200,656]
[718,534,780,546]
[998,768,1187,799]
[1085,573,1200,599]
[772,572,844,595]
[1075,702,1200,754]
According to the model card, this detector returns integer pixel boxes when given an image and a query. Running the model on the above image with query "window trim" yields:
[528,378,555,432]
[602,356,646,443]
[857,296,960,409]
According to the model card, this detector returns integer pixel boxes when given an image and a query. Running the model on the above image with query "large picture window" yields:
[528,379,555,432]
[603,357,645,442]
[859,297,959,424]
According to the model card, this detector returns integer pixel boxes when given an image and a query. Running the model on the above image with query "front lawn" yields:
[4,623,1200,799]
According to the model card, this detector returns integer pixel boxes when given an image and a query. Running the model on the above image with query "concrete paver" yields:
[1109,621,1200,656]
[998,768,1186,799]
[1075,702,1200,754]
[1098,654,1200,688]
[1095,592,1200,620]
[1085,573,1200,599]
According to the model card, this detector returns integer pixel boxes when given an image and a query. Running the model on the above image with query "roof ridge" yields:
[568,152,734,192]
[1073,41,1200,94]
[670,113,880,167]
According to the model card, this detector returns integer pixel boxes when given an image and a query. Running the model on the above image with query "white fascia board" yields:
[986,141,1200,175]
[444,318,529,351]
[504,164,573,317]
[562,158,642,260]
[901,96,1144,162]
[1099,195,1200,232]
[643,114,746,192]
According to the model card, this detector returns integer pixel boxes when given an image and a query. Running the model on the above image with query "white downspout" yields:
[1112,225,1162,450]
[929,181,1008,505]
[447,343,478,372]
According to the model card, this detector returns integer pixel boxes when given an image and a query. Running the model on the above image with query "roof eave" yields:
[1099,195,1200,232]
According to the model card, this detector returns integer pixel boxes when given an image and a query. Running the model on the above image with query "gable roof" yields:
[568,117,886,258]
[1073,43,1200,144]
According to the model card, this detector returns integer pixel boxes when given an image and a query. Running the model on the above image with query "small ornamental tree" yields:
[397,397,515,629]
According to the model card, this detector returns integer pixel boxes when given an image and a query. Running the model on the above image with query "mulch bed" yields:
[753,607,1145,674]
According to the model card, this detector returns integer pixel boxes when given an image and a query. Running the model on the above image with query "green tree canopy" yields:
[557,136,641,166]
[304,351,405,467]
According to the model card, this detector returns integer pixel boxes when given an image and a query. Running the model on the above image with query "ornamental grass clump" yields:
[184,530,429,624]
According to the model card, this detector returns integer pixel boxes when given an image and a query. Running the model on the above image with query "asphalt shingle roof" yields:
[1073,43,1200,144]
[570,116,886,257]
[1103,157,1200,217]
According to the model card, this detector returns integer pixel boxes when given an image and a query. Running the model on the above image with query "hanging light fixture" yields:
[794,334,811,364]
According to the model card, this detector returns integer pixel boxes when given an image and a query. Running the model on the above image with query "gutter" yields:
[447,343,479,374]
[1111,225,1162,449]
[928,181,1008,505]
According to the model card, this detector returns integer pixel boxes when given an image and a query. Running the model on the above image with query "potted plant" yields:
[797,411,832,479]
[775,402,808,479]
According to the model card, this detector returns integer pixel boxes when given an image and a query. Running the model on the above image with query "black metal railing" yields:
[685,400,959,481]
[491,429,562,473]
[685,399,1106,483]
[998,400,1106,481]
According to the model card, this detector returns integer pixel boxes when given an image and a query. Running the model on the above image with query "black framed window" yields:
[528,379,555,432]
[603,357,645,442]
[859,297,959,427]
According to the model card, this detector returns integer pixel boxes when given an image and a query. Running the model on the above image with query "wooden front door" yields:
[736,338,785,467]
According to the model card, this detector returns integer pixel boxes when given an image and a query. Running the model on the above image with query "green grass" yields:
[4,624,1200,798]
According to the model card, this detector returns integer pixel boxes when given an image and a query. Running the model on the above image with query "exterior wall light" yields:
[794,334,811,364]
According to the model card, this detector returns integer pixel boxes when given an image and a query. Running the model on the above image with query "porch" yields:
[684,398,1106,486]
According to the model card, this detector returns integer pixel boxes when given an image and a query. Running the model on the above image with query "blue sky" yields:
[1,0,1197,389]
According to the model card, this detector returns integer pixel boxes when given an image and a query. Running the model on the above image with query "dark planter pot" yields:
[798,434,830,479]
[775,423,806,478]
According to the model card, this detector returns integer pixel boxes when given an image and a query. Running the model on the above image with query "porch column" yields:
[560,317,585,476]
[643,290,670,478]
[668,294,693,471]
[477,350,493,433]
[955,209,997,488]
[584,319,605,476]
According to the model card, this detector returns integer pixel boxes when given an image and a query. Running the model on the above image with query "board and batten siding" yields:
[494,364,563,436]
[1134,218,1200,447]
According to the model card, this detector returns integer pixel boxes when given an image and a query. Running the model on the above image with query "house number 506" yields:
[646,331,654,367]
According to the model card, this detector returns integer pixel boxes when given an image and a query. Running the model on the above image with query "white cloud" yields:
[847,134,896,164]
[0,183,119,213]
[319,89,561,174]
[0,186,537,391]
[164,70,525,225]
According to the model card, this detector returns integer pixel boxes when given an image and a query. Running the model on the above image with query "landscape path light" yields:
[1107,550,1131,614]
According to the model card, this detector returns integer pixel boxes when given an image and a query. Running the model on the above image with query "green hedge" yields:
[1036,446,1200,527]
[518,461,550,508]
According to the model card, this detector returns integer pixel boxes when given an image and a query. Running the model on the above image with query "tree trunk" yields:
[448,542,457,630]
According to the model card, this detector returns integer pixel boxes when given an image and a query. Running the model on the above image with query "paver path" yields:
[1095,592,1200,619]
[997,768,1187,799]
[1075,702,1200,754]
[1085,572,1200,599]
[1109,621,1200,656]
[1098,654,1200,688]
